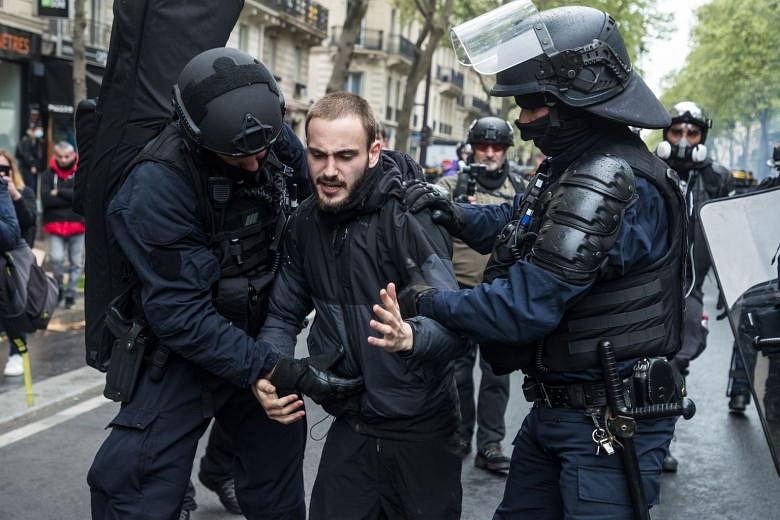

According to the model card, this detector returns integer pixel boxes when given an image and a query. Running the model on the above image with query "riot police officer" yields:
[86,48,355,520]
[656,102,733,470]
[403,3,687,518]
[656,101,733,375]
[437,116,523,471]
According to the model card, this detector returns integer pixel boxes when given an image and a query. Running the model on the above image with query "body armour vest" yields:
[485,136,686,373]
[126,123,289,336]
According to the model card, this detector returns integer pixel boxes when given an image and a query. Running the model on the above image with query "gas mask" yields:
[656,138,707,171]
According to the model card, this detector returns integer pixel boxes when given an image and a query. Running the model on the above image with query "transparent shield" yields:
[700,187,780,476]
[450,0,544,75]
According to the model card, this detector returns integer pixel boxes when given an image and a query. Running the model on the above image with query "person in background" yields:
[0,150,37,248]
[0,155,24,377]
[15,125,45,197]
[40,142,85,310]
[655,101,733,472]
[437,117,524,473]
[443,142,473,177]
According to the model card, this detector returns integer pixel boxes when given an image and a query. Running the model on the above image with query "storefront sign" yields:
[0,25,41,60]
[38,0,70,18]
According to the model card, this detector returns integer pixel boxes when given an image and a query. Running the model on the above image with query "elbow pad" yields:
[530,153,637,284]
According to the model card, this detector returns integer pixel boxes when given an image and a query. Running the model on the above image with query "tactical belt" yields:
[522,379,614,409]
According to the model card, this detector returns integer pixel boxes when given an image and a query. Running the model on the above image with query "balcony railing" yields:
[257,0,329,33]
[49,18,112,50]
[387,34,416,61]
[330,27,383,51]
[436,66,464,90]
[472,96,491,113]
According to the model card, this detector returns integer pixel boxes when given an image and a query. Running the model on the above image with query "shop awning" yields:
[42,57,103,114]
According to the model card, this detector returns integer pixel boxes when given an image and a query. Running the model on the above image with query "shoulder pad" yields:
[559,153,636,204]
[530,154,637,283]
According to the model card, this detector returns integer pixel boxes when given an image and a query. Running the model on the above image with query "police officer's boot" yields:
[729,393,750,414]
[180,480,197,519]
[662,451,678,472]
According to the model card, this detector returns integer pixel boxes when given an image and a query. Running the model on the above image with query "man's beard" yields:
[313,160,369,213]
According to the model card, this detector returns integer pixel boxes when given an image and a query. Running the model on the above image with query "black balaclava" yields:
[513,94,601,158]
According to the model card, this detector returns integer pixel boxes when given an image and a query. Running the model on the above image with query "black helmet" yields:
[173,47,284,156]
[452,3,669,129]
[666,101,712,144]
[467,117,514,147]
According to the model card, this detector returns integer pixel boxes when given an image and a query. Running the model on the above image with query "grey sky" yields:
[639,0,709,97]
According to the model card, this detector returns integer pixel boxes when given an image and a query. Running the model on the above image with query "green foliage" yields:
[662,0,780,138]
[537,0,670,65]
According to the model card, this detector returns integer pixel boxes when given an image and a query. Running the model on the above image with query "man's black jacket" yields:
[259,151,468,440]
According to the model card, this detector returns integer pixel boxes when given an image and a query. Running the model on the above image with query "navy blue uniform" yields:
[87,163,306,520]
[419,170,676,518]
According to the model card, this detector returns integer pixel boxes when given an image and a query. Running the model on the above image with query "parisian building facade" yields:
[2,0,498,169]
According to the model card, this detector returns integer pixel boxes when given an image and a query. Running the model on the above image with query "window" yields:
[238,24,249,52]
[294,47,303,83]
[268,37,278,71]
[345,72,363,96]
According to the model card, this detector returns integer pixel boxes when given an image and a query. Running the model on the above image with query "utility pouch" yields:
[626,357,681,408]
[103,296,155,403]
[214,277,250,328]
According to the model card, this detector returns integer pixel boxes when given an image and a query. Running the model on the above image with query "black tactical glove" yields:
[270,357,364,405]
[397,283,437,318]
[397,257,437,318]
[404,180,467,236]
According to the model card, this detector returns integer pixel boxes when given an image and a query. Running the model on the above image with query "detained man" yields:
[255,92,468,520]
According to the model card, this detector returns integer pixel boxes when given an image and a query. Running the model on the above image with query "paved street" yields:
[1,278,779,519]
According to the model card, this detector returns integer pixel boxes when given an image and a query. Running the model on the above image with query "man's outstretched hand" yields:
[369,282,414,353]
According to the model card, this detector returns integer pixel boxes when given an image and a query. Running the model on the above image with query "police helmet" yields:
[467,117,514,147]
[451,2,670,129]
[666,101,712,144]
[173,48,285,156]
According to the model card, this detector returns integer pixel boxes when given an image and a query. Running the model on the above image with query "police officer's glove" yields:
[397,284,437,318]
[270,357,364,405]
[397,258,438,318]
[404,181,467,237]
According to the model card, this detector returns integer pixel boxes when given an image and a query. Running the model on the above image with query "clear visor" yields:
[450,0,545,75]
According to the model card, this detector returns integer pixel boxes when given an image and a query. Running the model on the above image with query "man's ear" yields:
[368,139,382,168]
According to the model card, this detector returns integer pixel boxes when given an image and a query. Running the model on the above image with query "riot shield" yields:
[699,187,780,476]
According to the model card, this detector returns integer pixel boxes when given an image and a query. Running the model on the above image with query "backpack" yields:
[380,149,426,182]
[0,243,59,333]
[73,0,245,371]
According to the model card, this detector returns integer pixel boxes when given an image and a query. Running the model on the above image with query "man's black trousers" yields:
[310,418,462,519]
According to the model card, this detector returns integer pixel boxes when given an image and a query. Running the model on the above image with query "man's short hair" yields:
[54,141,75,154]
[305,92,378,149]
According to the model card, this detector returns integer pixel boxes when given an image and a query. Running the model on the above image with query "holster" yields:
[103,295,156,403]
